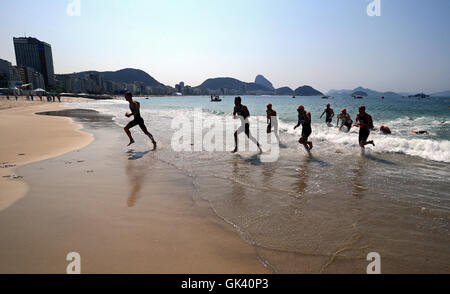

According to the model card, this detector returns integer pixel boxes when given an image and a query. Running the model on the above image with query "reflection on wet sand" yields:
[231,158,246,206]
[125,152,151,207]
[294,159,310,195]
[262,162,278,189]
[351,155,368,199]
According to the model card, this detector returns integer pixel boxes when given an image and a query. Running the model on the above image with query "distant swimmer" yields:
[408,117,414,121]
[379,125,391,134]
[412,130,429,135]
[232,96,262,153]
[266,103,280,142]
[355,106,375,149]
[320,103,334,126]
[294,105,313,151]
[124,91,157,148]
[337,108,353,131]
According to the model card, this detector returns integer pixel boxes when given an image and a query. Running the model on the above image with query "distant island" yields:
[408,93,430,98]
[328,86,402,98]
[351,91,368,97]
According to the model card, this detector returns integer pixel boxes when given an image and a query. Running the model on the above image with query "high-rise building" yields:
[0,58,13,87]
[13,37,55,87]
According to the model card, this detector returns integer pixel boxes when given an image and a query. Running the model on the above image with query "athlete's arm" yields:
[243,106,249,117]
[294,115,301,129]
[306,112,311,123]
[320,110,325,118]
[368,115,374,129]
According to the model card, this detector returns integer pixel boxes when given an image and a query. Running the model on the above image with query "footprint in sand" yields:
[17,153,25,156]
[0,164,16,168]
[86,170,94,173]
[77,160,85,163]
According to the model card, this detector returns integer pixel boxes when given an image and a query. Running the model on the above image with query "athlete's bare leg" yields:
[124,123,135,146]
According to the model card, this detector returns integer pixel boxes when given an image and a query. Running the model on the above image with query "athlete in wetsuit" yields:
[232,97,262,153]
[294,105,313,151]
[379,125,391,134]
[124,91,157,148]
[266,103,280,144]
[320,103,334,125]
[355,106,375,148]
[337,108,353,131]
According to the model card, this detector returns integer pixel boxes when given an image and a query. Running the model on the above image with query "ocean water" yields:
[68,95,450,273]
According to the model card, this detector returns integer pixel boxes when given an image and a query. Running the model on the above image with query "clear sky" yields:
[1,0,449,93]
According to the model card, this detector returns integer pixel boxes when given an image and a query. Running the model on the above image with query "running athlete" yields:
[320,103,334,125]
[124,91,157,148]
[354,106,375,148]
[294,105,313,151]
[232,97,262,153]
[337,108,353,131]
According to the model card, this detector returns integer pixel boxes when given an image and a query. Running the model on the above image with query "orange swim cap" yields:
[342,108,346,112]
[298,105,304,110]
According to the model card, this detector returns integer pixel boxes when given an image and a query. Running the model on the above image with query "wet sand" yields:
[0,108,269,273]
[0,102,93,212]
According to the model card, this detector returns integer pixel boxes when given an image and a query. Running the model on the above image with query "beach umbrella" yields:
[31,88,47,95]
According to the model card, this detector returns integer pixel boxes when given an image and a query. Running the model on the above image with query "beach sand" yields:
[0,102,269,273]
[0,100,93,211]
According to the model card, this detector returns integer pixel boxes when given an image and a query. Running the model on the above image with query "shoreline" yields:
[0,104,270,273]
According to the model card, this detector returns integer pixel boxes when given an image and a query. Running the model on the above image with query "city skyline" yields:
[1,0,450,93]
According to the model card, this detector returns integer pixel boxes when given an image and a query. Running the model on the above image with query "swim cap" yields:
[327,103,330,107]
[267,103,272,108]
[342,108,346,112]
[297,105,304,111]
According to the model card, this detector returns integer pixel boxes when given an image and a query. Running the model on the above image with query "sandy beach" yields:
[0,100,269,273]
[0,99,93,211]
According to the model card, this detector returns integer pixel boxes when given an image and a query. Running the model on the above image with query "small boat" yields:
[353,95,364,99]
[292,95,296,98]
[210,95,222,102]
[322,95,330,99]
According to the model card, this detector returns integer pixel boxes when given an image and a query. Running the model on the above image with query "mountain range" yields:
[327,87,402,97]
[194,76,322,96]
[69,68,439,98]
[431,90,450,97]
[73,68,164,87]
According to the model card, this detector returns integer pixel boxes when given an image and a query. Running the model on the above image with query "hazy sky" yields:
[1,0,449,92]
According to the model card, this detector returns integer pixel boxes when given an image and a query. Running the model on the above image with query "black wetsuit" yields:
[128,102,148,132]
[234,105,250,135]
[299,112,312,140]
[357,113,373,143]
[266,110,277,133]
[324,108,334,124]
